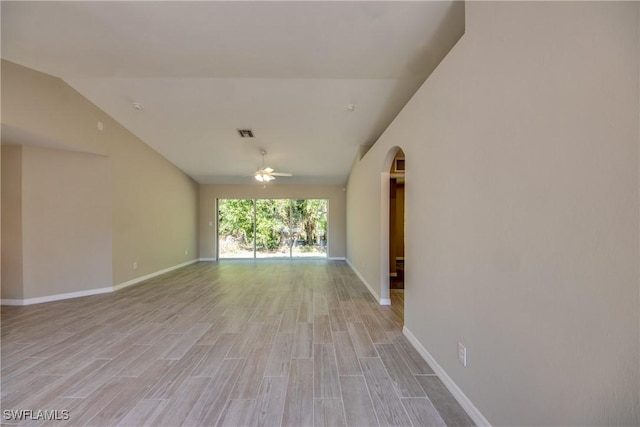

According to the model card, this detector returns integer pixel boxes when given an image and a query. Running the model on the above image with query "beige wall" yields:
[20,146,112,298]
[200,184,346,259]
[1,60,199,290]
[1,146,23,299]
[347,2,639,425]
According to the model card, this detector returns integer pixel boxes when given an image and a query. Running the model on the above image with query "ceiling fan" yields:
[254,149,292,182]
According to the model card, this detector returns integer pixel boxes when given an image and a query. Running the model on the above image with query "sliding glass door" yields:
[218,199,327,259]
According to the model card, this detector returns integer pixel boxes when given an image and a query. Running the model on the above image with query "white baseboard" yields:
[328,257,346,261]
[1,259,202,306]
[380,298,391,305]
[1,286,113,306]
[199,258,217,262]
[114,259,199,291]
[403,326,491,427]
[345,258,384,304]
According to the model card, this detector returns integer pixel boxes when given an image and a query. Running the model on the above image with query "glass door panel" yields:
[256,199,289,258]
[292,199,328,257]
[218,199,256,258]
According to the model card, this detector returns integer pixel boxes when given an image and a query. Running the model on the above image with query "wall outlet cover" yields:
[458,342,467,367]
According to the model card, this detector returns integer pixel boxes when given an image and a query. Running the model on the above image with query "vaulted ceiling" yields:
[1,1,464,184]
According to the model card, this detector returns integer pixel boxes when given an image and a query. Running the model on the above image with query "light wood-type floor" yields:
[1,260,475,427]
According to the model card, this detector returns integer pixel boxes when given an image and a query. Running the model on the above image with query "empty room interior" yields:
[1,1,639,426]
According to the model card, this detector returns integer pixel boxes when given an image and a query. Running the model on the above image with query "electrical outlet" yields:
[185,250,188,255]
[458,342,467,367]
[97,121,104,131]
[133,261,138,270]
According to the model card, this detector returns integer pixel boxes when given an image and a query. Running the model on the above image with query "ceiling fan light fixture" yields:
[254,149,288,183]
[255,172,274,182]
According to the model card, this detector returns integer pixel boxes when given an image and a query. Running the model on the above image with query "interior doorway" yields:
[388,149,405,320]
[389,184,405,288]
[380,147,405,320]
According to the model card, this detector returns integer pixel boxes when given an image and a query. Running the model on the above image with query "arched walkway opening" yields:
[380,147,405,320]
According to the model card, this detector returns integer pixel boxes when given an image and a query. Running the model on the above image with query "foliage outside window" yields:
[218,199,327,258]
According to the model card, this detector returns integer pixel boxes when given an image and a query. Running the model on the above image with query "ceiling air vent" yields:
[237,129,254,138]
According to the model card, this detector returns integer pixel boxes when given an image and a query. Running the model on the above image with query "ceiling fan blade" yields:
[263,167,274,173]
[270,172,293,176]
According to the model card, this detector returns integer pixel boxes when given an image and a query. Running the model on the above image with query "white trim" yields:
[328,257,346,261]
[1,286,112,306]
[1,260,202,306]
[380,298,391,305]
[114,259,198,291]
[199,258,217,262]
[403,326,492,427]
[345,258,386,304]
[380,172,391,304]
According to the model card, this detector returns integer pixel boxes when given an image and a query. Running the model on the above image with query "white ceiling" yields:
[1,1,464,184]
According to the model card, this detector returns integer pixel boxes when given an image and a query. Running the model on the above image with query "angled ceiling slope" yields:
[1,1,465,184]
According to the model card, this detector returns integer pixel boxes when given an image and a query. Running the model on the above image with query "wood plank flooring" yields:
[1,260,474,427]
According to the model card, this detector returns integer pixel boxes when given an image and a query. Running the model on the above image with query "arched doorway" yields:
[380,147,405,320]
[388,150,405,319]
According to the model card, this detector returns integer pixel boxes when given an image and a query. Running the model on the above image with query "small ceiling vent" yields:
[237,129,254,138]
